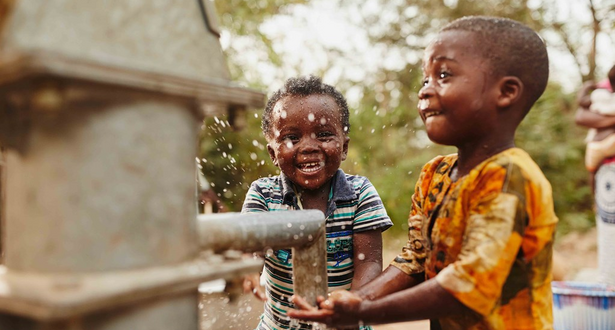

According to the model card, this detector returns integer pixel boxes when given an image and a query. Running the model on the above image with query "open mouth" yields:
[296,161,325,173]
[424,111,442,118]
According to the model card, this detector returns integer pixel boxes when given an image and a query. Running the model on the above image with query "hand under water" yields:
[242,273,266,301]
[288,290,365,329]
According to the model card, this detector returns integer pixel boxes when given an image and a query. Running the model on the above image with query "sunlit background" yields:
[200,0,615,241]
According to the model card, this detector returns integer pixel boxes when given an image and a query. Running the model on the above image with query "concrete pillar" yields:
[4,90,200,272]
[0,0,265,329]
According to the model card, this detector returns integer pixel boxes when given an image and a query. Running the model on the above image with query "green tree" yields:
[203,0,611,236]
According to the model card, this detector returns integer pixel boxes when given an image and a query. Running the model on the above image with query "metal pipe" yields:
[197,210,329,318]
[197,210,326,253]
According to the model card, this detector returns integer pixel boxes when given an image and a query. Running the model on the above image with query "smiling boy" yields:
[289,16,557,330]
[242,76,392,330]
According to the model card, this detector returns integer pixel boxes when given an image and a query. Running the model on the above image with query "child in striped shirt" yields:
[241,75,392,330]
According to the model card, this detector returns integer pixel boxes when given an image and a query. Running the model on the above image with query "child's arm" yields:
[574,81,615,129]
[290,277,468,327]
[577,80,595,110]
[350,230,383,289]
[354,265,422,300]
[575,107,615,129]
[349,177,393,289]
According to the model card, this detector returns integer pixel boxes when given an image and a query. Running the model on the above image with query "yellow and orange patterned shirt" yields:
[391,148,557,330]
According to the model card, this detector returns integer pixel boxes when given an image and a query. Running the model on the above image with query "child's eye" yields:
[282,135,299,143]
[317,132,334,140]
[422,77,430,86]
[439,71,451,79]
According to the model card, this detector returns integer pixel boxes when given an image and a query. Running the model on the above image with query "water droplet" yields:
[314,275,322,283]
[320,117,327,125]
[304,180,309,184]
[358,253,365,260]
[300,225,305,230]
[286,141,293,148]
[250,153,257,160]
[252,140,259,147]
[294,234,299,240]
[371,129,375,133]
[287,223,292,228]
[308,113,315,121]
[408,171,413,175]
[281,110,287,118]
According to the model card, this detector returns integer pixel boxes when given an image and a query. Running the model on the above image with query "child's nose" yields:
[298,136,319,153]
[418,84,434,99]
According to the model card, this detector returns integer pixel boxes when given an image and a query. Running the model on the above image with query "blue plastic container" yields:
[552,281,615,330]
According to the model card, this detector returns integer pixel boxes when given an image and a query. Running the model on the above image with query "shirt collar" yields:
[280,169,356,206]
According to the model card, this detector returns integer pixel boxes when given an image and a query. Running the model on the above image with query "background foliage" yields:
[200,0,614,237]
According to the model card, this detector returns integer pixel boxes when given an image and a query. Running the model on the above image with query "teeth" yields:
[298,162,323,173]
[425,111,441,118]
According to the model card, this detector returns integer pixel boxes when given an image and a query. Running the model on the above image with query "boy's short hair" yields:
[262,75,350,138]
[442,16,549,112]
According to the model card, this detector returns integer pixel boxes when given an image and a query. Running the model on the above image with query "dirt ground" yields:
[201,227,598,330]
[552,226,598,281]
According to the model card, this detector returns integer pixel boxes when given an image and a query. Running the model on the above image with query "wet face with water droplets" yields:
[417,30,500,146]
[266,94,349,191]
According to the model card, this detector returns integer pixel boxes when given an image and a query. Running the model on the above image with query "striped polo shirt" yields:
[242,169,392,330]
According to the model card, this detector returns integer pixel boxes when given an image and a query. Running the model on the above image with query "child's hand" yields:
[288,290,364,328]
[242,273,266,301]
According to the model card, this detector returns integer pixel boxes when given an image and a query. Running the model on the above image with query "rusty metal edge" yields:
[0,51,265,109]
[0,258,262,321]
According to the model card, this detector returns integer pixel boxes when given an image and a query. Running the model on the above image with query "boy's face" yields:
[266,94,349,191]
[418,30,500,146]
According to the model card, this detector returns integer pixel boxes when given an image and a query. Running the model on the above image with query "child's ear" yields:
[266,144,279,167]
[496,76,523,108]
[341,136,350,161]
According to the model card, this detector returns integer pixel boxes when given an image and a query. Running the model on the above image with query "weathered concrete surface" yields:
[0,0,266,329]
[4,99,200,272]
[1,0,230,82]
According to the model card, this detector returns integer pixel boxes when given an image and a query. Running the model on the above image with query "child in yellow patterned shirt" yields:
[289,16,558,330]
